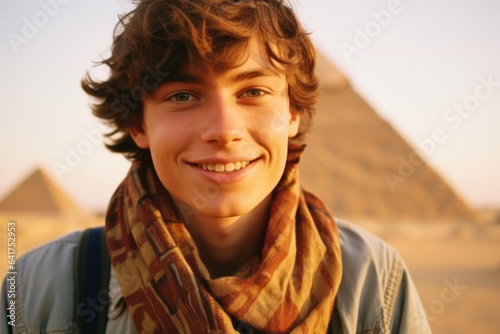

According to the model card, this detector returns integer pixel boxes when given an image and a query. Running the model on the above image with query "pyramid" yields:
[0,168,83,215]
[300,52,476,222]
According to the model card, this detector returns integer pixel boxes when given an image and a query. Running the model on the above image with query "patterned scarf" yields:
[105,144,342,333]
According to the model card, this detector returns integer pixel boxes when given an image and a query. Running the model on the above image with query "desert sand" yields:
[1,213,499,333]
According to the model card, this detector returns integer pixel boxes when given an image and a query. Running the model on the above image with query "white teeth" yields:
[224,163,235,172]
[198,161,250,173]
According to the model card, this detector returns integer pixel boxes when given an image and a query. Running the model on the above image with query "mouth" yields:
[196,160,251,173]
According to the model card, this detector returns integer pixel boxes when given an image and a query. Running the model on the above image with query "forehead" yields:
[170,38,285,83]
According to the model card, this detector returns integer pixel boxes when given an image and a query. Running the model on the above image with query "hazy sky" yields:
[1,0,499,212]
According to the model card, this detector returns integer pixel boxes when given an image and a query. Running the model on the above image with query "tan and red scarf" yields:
[105,144,342,333]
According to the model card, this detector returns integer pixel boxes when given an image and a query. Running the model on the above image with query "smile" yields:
[197,161,250,173]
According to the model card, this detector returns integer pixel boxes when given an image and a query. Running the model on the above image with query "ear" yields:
[288,109,301,138]
[129,121,150,149]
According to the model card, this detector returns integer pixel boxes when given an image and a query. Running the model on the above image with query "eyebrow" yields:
[230,68,281,83]
[166,68,281,85]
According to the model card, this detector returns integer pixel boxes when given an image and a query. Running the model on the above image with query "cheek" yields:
[147,122,186,170]
[252,109,292,154]
[268,106,292,134]
[149,116,191,148]
[253,103,292,134]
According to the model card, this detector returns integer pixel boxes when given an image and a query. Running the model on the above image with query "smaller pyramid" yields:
[0,168,83,215]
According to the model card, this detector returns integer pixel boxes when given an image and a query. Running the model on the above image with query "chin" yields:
[173,191,272,222]
[199,201,256,219]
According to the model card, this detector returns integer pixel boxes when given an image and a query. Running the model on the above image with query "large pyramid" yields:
[300,52,476,222]
[0,54,475,222]
[0,168,83,215]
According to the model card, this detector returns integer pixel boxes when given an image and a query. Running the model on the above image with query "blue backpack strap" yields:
[75,226,111,334]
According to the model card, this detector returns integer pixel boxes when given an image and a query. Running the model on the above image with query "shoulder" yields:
[336,218,403,275]
[3,231,83,333]
[18,230,82,270]
[335,219,405,310]
[17,231,82,288]
[332,219,428,333]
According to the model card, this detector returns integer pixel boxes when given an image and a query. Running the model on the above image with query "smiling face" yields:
[130,39,300,221]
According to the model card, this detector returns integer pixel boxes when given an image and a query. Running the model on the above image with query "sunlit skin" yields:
[130,39,300,277]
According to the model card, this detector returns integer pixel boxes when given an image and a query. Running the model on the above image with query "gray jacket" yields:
[1,219,431,333]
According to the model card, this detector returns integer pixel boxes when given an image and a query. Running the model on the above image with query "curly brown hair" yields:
[82,0,320,162]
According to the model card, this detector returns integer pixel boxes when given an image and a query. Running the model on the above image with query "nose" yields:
[200,95,244,145]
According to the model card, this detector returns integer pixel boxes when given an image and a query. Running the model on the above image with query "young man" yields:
[2,0,431,333]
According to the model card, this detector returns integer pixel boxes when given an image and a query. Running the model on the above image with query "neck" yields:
[176,195,272,278]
